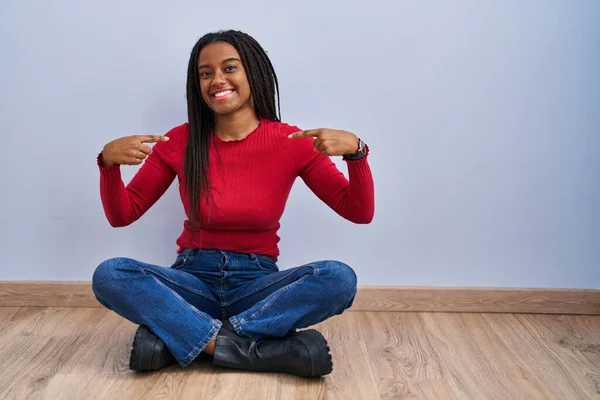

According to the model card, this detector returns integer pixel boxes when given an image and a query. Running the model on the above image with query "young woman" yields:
[92,29,374,377]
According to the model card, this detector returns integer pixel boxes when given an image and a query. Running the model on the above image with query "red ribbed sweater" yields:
[98,117,375,258]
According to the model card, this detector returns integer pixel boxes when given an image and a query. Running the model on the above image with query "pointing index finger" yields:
[138,135,169,143]
[288,129,319,139]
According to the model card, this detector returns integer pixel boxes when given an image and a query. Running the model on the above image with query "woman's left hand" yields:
[288,128,359,156]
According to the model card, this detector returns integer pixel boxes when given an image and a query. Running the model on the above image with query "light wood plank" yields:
[0,307,599,399]
[0,307,19,332]
[482,313,599,400]
[0,306,53,338]
[419,313,559,399]
[0,335,87,399]
[514,314,600,398]
[312,311,366,341]
[44,374,134,400]
[360,312,464,399]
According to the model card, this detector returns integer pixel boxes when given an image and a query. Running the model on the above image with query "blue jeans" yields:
[91,249,357,367]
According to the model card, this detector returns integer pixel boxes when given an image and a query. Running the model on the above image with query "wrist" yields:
[351,136,360,153]
[343,138,368,161]
[99,152,116,167]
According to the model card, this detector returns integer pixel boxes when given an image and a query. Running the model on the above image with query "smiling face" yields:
[197,41,254,116]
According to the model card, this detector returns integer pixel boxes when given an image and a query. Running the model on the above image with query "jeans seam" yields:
[143,267,217,304]
[152,277,222,366]
[181,321,222,367]
[235,274,310,337]
[229,315,246,337]
[221,266,311,307]
[152,276,216,324]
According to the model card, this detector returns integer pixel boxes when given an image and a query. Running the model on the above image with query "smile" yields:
[212,89,234,101]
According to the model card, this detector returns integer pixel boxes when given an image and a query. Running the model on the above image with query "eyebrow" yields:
[198,57,241,69]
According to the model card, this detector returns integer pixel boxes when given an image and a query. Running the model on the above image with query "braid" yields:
[238,35,281,120]
[184,30,280,242]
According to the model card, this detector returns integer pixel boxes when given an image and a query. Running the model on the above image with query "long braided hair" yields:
[184,30,280,236]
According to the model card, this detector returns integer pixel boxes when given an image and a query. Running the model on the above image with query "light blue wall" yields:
[1,0,598,287]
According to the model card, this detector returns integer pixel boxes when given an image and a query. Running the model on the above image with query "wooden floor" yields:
[0,308,598,399]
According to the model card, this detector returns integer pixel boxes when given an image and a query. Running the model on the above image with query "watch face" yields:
[359,139,366,154]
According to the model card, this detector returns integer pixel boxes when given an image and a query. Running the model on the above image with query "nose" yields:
[211,70,226,87]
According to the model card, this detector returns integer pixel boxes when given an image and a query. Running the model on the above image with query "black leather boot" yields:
[213,320,333,377]
[129,325,177,371]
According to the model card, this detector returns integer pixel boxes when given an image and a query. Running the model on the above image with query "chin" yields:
[203,95,251,117]
[212,105,237,116]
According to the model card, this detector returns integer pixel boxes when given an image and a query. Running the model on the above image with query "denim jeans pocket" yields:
[251,254,279,273]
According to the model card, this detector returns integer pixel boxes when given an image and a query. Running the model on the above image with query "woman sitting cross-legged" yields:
[92,29,374,377]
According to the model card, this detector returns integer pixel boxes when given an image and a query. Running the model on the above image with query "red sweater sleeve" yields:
[97,141,177,227]
[294,134,375,224]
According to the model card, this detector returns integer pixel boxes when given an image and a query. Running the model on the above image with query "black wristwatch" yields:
[343,138,368,161]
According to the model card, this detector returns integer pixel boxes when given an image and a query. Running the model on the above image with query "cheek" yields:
[199,82,211,103]
[237,75,252,98]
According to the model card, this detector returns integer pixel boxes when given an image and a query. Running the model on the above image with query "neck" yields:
[214,108,260,141]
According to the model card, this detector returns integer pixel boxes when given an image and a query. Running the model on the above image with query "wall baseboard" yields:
[354,286,599,314]
[0,282,598,315]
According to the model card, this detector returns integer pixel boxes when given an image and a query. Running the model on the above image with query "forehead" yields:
[197,42,241,66]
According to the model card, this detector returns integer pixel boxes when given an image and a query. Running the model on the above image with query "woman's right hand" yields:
[101,135,169,167]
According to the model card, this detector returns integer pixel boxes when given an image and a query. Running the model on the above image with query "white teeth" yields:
[214,90,233,97]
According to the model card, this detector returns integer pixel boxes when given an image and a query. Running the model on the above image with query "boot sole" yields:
[295,330,333,377]
[129,326,174,371]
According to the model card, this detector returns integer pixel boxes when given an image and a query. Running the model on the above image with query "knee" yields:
[91,257,132,301]
[320,260,358,301]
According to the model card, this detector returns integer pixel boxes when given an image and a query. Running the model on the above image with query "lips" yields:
[212,89,235,101]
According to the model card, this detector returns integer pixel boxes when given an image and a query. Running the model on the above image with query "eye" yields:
[199,70,211,78]
[224,65,237,72]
